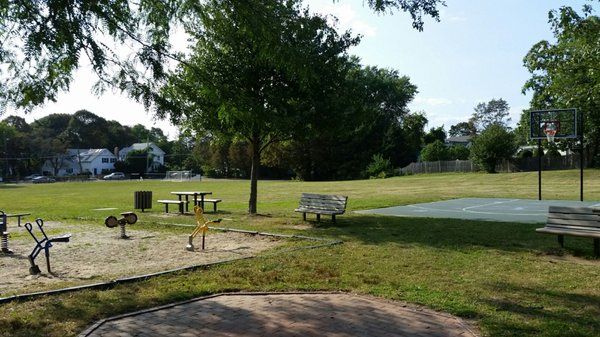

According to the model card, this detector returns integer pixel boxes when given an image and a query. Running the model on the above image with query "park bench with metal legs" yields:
[295,193,348,223]
[536,206,600,256]
[25,218,71,275]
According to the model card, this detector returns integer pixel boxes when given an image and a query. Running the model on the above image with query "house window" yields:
[110,158,116,163]
[102,158,109,163]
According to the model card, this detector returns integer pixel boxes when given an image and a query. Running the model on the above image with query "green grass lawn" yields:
[1,170,599,337]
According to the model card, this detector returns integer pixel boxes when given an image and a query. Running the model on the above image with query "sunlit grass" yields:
[0,170,599,337]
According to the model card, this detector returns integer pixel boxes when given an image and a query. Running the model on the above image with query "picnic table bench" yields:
[295,193,348,223]
[536,206,600,256]
[157,199,188,214]
[202,198,222,212]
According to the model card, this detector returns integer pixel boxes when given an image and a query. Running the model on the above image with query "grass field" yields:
[1,170,599,337]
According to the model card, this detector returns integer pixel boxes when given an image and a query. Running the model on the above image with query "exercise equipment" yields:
[25,219,71,275]
[105,212,138,239]
[0,211,10,254]
[186,206,221,251]
[0,211,30,254]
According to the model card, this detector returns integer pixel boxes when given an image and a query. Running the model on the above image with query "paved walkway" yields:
[79,292,479,337]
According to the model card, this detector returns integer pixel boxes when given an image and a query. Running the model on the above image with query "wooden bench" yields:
[536,206,600,256]
[295,193,348,223]
[157,200,188,214]
[202,198,222,212]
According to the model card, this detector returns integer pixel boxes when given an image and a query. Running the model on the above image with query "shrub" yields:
[470,124,517,173]
[365,154,394,179]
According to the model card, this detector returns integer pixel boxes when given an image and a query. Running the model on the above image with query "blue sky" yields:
[308,0,591,131]
[14,0,593,139]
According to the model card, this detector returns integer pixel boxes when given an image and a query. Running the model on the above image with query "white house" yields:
[42,148,118,176]
[118,142,165,171]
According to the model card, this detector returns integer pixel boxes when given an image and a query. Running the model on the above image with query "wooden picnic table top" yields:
[170,191,212,196]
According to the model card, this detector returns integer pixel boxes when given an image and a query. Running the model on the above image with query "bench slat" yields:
[548,212,599,221]
[536,227,600,239]
[543,223,600,232]
[546,217,600,228]
[548,206,599,215]
[295,208,341,215]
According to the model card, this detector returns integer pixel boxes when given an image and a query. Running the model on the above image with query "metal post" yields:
[580,110,584,201]
[538,138,542,200]
[580,146,584,202]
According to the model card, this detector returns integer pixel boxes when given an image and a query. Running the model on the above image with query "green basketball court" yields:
[357,198,600,223]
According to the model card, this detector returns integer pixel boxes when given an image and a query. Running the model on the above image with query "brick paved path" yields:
[79,292,479,337]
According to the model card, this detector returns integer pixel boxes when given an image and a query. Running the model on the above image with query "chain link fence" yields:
[399,154,587,175]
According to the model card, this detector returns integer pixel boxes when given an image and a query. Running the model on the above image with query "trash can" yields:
[134,191,152,212]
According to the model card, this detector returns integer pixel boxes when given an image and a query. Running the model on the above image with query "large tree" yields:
[469,98,511,133]
[0,0,444,115]
[279,59,418,181]
[523,3,600,165]
[448,121,476,137]
[157,0,357,214]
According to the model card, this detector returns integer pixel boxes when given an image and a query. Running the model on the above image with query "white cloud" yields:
[439,9,467,23]
[304,1,377,37]
[413,96,454,106]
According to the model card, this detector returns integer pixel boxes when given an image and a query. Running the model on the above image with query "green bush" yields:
[420,140,449,161]
[470,124,517,173]
[365,153,394,179]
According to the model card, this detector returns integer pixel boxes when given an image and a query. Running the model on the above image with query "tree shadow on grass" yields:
[480,281,600,337]
[318,214,600,258]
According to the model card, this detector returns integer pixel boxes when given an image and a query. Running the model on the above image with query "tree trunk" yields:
[248,136,260,215]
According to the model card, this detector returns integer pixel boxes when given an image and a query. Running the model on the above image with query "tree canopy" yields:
[469,98,511,133]
[469,124,516,173]
[0,0,444,115]
[523,2,600,164]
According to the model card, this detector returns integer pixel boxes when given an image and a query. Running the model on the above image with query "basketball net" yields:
[543,122,559,144]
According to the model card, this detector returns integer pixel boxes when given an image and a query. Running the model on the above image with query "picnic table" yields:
[170,191,212,213]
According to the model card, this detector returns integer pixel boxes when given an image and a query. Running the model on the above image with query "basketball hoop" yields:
[543,121,560,143]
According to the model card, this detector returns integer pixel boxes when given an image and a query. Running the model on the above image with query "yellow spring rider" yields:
[186,206,221,251]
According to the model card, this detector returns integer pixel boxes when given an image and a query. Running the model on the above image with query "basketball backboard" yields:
[529,109,578,140]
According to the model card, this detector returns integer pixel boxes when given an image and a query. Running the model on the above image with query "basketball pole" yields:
[579,110,584,201]
[537,138,542,200]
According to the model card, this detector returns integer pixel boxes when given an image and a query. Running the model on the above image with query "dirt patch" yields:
[0,222,282,297]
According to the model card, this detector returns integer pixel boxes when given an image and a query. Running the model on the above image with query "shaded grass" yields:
[1,170,600,337]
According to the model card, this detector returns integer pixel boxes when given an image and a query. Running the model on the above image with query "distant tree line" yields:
[0,110,173,179]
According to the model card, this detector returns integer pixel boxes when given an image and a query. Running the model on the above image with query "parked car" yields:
[32,176,56,184]
[25,173,42,180]
[103,172,126,180]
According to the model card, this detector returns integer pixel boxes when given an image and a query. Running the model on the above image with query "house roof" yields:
[67,148,115,163]
[446,136,472,144]
[119,142,165,155]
